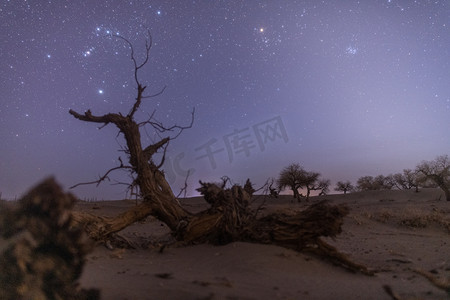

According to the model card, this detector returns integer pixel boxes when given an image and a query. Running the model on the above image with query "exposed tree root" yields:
[304,239,374,275]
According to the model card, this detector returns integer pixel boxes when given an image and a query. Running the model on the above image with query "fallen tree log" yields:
[70,179,372,275]
[71,201,153,241]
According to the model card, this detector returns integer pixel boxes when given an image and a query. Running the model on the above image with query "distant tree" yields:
[277,163,305,200]
[375,175,394,190]
[266,177,279,198]
[416,155,450,201]
[334,181,354,194]
[303,171,320,199]
[392,169,419,192]
[356,175,393,191]
[276,164,326,201]
[356,176,375,191]
[316,179,331,196]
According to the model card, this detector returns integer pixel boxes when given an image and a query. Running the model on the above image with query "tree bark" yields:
[291,186,299,199]
[71,201,154,240]
[69,109,191,234]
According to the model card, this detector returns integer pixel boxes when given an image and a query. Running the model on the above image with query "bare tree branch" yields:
[143,137,170,159]
[69,109,117,125]
[69,158,133,189]
[128,84,147,118]
[138,107,195,137]
[111,31,166,119]
[112,30,152,87]
[142,85,167,99]
[155,142,169,169]
[176,169,192,199]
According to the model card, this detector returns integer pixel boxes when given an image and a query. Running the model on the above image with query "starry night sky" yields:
[1,1,449,200]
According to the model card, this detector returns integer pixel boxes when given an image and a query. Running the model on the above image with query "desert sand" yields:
[73,188,450,300]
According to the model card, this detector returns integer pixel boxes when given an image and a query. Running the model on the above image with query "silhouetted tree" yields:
[306,177,330,197]
[392,169,419,192]
[356,175,393,191]
[316,179,331,196]
[303,171,320,200]
[416,155,450,201]
[277,163,305,200]
[277,164,328,201]
[374,175,394,190]
[334,181,354,194]
[267,178,279,198]
[356,176,374,191]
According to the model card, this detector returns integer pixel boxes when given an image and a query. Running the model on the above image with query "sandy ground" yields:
[71,188,450,300]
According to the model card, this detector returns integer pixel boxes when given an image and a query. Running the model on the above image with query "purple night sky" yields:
[1,1,449,200]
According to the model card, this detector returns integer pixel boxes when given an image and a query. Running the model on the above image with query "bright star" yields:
[83,48,94,57]
[346,46,358,55]
[259,28,264,33]
[157,10,161,15]
[98,89,104,94]
[46,54,51,58]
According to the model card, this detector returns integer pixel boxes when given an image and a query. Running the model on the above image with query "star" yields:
[346,46,358,55]
[98,89,104,94]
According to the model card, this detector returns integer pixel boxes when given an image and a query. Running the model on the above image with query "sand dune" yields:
[74,188,450,299]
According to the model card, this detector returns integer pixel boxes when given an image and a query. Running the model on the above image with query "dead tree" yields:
[68,33,371,275]
[69,33,193,239]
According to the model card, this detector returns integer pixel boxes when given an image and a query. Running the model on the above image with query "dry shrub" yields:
[360,208,450,232]
[0,178,99,300]
[399,209,450,231]
[360,209,395,224]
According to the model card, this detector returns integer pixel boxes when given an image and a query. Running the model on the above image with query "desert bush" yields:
[361,208,450,232]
